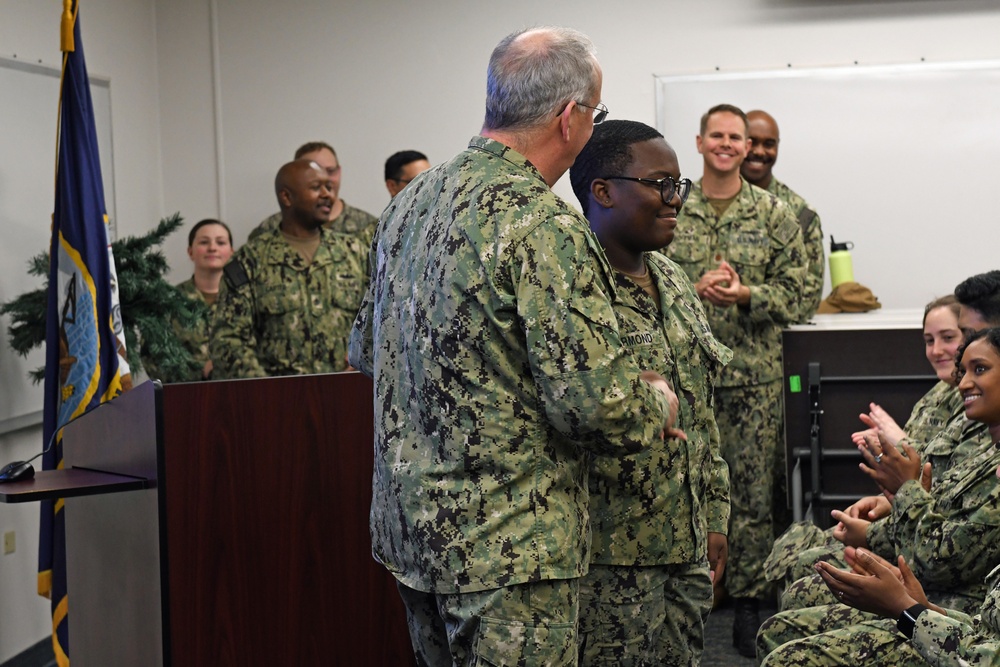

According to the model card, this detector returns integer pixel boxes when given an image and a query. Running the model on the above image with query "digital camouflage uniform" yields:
[348,137,672,666]
[665,178,806,600]
[763,381,966,596]
[211,225,368,378]
[580,253,732,667]
[767,178,823,323]
[901,381,967,453]
[141,277,212,383]
[758,562,1000,667]
[250,200,378,250]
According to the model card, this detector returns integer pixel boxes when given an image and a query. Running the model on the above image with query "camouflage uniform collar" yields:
[468,136,544,183]
[177,276,210,304]
[693,176,755,199]
[615,253,683,315]
[690,177,763,224]
[257,225,336,269]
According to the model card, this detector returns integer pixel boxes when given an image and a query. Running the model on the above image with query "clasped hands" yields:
[695,261,749,308]
[815,546,944,620]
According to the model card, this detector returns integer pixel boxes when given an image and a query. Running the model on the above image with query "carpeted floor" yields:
[702,599,778,666]
[7,603,776,666]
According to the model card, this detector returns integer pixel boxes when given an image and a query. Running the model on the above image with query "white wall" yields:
[155,0,1000,307]
[0,0,163,661]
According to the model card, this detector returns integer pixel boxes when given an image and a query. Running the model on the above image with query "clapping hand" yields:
[858,431,924,496]
[815,548,935,619]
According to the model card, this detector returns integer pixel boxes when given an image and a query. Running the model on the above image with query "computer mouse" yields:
[0,461,35,483]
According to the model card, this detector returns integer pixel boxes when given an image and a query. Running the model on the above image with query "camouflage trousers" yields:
[758,603,925,666]
[578,562,713,666]
[717,380,786,599]
[780,572,847,612]
[396,578,578,667]
[763,522,846,609]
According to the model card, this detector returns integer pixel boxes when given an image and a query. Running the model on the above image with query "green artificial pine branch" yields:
[0,213,202,383]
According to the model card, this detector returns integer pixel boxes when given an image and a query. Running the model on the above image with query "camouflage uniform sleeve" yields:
[799,208,824,321]
[744,199,806,326]
[348,290,374,377]
[347,224,378,378]
[910,606,993,667]
[514,218,671,453]
[865,514,897,559]
[890,475,1000,590]
[210,251,267,379]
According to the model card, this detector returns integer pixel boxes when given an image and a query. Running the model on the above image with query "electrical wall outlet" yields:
[3,531,14,555]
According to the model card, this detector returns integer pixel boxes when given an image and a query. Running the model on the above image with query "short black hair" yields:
[955,271,1000,326]
[570,119,663,216]
[187,218,232,247]
[385,150,428,181]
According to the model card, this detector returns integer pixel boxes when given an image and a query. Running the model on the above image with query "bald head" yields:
[747,110,778,131]
[274,159,334,232]
[275,159,319,200]
[741,109,781,188]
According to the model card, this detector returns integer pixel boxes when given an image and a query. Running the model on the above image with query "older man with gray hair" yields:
[349,26,677,666]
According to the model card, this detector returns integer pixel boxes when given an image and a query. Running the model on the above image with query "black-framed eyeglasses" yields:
[575,101,609,124]
[601,175,693,204]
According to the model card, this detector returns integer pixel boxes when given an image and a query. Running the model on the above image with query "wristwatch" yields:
[897,603,928,639]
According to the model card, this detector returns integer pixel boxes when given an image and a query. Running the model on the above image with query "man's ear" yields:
[558,100,576,143]
[591,179,612,208]
[385,179,400,197]
[695,134,704,155]
[277,187,292,209]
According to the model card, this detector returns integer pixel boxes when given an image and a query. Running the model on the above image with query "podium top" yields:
[0,468,151,504]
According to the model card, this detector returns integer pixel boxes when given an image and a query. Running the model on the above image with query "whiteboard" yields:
[0,56,116,429]
[655,61,1000,310]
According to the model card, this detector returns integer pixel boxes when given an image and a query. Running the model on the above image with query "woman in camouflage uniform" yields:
[142,218,233,382]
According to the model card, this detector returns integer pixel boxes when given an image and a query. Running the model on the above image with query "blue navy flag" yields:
[40,2,132,663]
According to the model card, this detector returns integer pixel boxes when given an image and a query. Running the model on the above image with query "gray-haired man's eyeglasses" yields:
[575,101,609,124]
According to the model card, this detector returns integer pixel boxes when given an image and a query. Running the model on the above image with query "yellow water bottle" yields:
[829,236,854,288]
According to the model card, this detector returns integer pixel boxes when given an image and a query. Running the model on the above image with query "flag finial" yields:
[61,0,75,53]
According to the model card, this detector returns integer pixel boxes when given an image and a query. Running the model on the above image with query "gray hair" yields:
[484,26,600,132]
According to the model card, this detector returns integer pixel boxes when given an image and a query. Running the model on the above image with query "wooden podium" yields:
[0,373,414,666]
